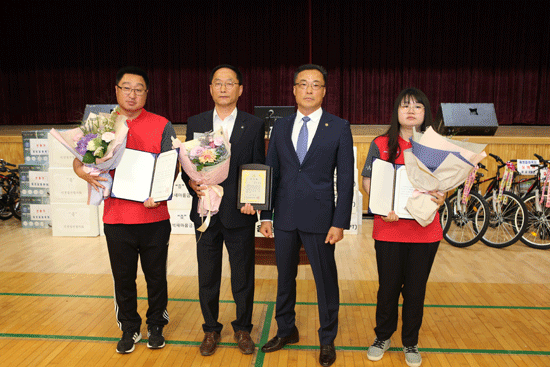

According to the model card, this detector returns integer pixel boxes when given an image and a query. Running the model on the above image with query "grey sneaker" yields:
[367,338,391,361]
[403,345,422,367]
[116,330,142,353]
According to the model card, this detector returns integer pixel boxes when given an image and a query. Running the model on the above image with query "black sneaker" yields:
[116,330,142,354]
[147,325,165,349]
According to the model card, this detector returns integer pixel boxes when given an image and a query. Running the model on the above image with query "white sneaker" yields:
[367,338,391,361]
[403,345,422,367]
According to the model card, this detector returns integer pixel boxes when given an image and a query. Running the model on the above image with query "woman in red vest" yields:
[361,88,445,367]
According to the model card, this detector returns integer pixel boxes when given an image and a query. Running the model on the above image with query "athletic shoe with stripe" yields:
[116,330,142,354]
[147,325,166,349]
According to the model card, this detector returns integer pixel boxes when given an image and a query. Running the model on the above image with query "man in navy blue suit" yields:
[259,64,354,367]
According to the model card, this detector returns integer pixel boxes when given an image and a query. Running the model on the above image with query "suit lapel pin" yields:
[241,125,244,129]
[325,123,329,126]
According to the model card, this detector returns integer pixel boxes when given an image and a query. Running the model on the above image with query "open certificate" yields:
[111,148,178,202]
[368,157,415,219]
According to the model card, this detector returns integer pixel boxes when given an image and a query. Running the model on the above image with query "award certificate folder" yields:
[237,164,273,211]
[111,148,178,202]
[368,157,415,219]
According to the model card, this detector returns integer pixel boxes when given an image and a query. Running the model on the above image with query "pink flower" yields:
[198,149,217,163]
[189,146,206,159]
[213,137,224,146]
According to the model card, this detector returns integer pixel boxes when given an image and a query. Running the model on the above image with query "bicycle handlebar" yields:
[489,153,506,166]
[533,153,549,166]
[0,160,16,167]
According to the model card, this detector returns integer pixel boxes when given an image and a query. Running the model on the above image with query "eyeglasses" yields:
[116,85,147,96]
[212,81,239,90]
[295,81,325,91]
[399,103,425,113]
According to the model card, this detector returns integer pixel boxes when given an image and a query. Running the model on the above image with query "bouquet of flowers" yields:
[49,108,129,205]
[172,128,230,231]
[403,127,487,226]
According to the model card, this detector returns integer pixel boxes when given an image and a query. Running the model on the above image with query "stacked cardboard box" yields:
[334,146,363,235]
[48,131,99,236]
[167,175,194,234]
[20,130,51,228]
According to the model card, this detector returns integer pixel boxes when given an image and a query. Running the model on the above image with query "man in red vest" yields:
[74,66,176,354]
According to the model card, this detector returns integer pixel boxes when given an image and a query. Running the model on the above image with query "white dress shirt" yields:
[213,107,237,140]
[292,108,322,151]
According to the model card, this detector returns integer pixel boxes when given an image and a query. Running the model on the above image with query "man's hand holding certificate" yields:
[111,148,178,202]
[237,164,272,211]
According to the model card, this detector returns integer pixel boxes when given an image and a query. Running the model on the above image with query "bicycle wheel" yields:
[443,191,490,248]
[520,193,550,249]
[481,190,527,248]
[10,199,21,220]
[9,185,21,220]
[439,198,450,233]
[0,200,13,220]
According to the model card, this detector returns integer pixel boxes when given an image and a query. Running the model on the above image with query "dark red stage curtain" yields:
[313,1,550,125]
[0,1,308,125]
[1,1,549,126]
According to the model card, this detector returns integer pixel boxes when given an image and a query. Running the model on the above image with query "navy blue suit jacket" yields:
[182,109,265,229]
[260,111,354,233]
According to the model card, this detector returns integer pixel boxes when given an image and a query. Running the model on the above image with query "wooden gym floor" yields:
[1,217,550,366]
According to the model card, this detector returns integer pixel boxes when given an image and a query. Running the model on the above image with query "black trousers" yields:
[195,215,255,333]
[274,229,340,345]
[374,240,439,347]
[104,220,171,332]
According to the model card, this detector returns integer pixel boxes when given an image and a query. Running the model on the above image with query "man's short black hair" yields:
[293,64,328,85]
[209,64,243,85]
[116,66,149,89]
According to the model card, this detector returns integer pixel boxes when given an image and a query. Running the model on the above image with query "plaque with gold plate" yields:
[237,163,272,210]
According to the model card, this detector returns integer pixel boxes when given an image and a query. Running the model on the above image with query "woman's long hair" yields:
[384,88,433,163]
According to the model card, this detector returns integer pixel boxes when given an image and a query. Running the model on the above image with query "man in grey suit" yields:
[181,64,265,356]
[259,64,354,367]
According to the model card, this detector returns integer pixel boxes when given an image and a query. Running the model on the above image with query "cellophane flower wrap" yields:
[49,108,129,205]
[172,128,231,231]
[403,127,487,226]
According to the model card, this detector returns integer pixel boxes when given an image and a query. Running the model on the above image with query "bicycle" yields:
[475,154,528,248]
[440,164,490,248]
[0,159,21,220]
[514,154,550,249]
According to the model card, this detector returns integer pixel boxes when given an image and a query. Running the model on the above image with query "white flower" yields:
[87,137,101,151]
[86,112,98,123]
[94,146,105,158]
[102,131,115,143]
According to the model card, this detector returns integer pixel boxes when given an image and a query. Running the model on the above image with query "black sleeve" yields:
[161,121,177,153]
[361,140,380,178]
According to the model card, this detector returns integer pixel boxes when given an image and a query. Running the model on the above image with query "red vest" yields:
[371,135,443,243]
[103,109,171,224]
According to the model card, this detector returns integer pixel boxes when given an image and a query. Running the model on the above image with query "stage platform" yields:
[2,124,550,214]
